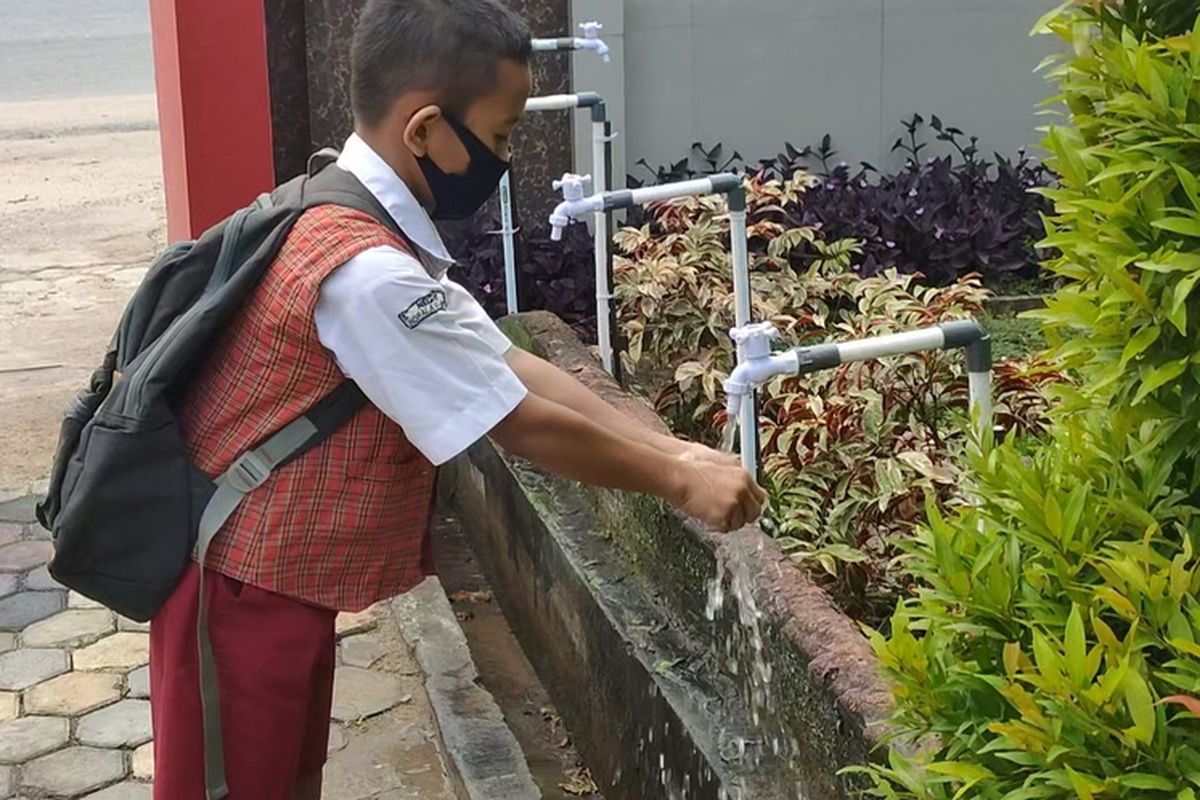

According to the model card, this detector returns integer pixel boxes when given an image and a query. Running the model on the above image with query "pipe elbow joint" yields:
[940,320,992,372]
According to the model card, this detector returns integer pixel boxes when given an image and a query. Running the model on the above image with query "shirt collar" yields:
[336,133,456,276]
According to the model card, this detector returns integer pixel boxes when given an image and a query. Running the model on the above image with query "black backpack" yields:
[36,151,404,800]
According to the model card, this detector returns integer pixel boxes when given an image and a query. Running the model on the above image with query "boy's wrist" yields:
[651,432,689,457]
[657,455,691,508]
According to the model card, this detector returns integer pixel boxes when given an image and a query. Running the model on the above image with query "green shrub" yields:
[614,176,1060,624]
[864,5,1200,797]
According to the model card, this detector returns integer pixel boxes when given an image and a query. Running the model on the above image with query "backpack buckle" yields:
[225,451,272,493]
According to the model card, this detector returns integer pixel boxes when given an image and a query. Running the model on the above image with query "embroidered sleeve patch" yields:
[398,290,448,329]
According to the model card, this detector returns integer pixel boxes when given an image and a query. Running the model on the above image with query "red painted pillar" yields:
[149,0,276,241]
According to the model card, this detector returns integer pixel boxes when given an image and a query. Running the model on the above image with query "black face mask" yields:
[417,113,509,221]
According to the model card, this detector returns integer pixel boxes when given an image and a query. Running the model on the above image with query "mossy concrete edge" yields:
[448,311,893,797]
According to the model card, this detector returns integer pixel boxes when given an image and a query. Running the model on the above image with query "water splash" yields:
[705,544,810,797]
[719,415,739,455]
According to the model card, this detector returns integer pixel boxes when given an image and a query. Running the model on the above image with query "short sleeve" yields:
[439,274,514,356]
[314,245,528,466]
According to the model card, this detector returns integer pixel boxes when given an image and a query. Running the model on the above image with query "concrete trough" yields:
[440,312,892,799]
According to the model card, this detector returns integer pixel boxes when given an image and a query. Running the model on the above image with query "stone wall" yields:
[263,0,574,220]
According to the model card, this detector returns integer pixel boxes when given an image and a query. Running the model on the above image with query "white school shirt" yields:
[313,134,528,466]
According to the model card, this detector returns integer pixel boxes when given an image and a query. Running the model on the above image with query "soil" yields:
[432,513,604,800]
[0,94,163,498]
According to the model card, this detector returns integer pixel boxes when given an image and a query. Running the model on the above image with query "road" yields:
[0,0,153,101]
[0,1,163,498]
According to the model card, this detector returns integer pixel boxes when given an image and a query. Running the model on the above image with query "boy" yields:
[149,1,766,798]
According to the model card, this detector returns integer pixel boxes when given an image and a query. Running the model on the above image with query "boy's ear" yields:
[403,105,443,158]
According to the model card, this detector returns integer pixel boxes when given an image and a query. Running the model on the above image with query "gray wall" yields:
[566,0,1059,189]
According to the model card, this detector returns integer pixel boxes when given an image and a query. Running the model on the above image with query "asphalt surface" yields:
[0,0,153,101]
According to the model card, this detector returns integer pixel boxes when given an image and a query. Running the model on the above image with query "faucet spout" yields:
[549,173,603,240]
[723,352,801,399]
[578,21,611,62]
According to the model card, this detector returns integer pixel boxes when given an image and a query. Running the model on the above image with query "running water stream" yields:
[706,404,807,797]
[719,415,739,456]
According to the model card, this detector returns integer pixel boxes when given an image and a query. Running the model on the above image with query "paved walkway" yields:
[0,497,456,800]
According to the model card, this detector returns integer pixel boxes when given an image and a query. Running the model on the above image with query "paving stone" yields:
[0,576,15,600]
[83,781,153,800]
[68,591,107,610]
[328,723,347,755]
[0,716,69,763]
[340,634,387,669]
[0,648,69,690]
[77,699,152,748]
[0,497,36,524]
[0,591,64,631]
[0,541,51,573]
[336,607,378,638]
[331,666,408,722]
[0,765,10,800]
[21,746,126,796]
[24,671,122,716]
[131,742,153,780]
[21,566,62,592]
[0,634,12,654]
[22,609,114,648]
[126,665,149,699]
[0,692,16,723]
[0,524,19,548]
[117,616,149,633]
[74,632,149,671]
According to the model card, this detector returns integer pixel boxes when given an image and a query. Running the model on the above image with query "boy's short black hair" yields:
[351,0,532,127]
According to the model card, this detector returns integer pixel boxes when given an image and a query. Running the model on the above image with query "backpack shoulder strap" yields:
[301,160,409,244]
[193,380,367,800]
[196,381,367,564]
[189,150,412,800]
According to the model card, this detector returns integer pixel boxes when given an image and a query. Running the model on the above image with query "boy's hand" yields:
[675,440,741,467]
[671,461,767,533]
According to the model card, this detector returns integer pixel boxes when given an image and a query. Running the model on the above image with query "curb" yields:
[391,578,540,800]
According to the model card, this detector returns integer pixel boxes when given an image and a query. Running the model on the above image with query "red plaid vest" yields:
[180,205,436,611]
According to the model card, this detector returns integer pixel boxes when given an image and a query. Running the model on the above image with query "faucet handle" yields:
[579,21,603,39]
[729,322,779,360]
[552,173,592,201]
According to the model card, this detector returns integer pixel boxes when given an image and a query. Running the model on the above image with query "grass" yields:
[979,311,1045,361]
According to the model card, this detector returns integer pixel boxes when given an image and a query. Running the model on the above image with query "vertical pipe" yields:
[727,187,758,477]
[964,335,994,447]
[592,118,614,376]
[967,371,993,444]
[604,121,623,386]
[499,171,519,314]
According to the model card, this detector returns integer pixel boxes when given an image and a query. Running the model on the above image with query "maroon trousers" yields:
[149,564,337,799]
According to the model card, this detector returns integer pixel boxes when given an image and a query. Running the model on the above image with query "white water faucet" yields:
[549,173,603,241]
[723,323,802,420]
[578,21,611,62]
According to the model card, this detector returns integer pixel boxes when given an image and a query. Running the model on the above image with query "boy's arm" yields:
[505,347,737,465]
[489,392,763,532]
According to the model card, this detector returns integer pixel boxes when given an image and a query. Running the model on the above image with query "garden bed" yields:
[441,311,892,800]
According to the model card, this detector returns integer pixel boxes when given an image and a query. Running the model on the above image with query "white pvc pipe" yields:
[531,37,599,52]
[968,370,993,443]
[525,94,581,112]
[592,120,614,375]
[628,179,721,207]
[499,172,518,314]
[728,207,756,477]
[836,327,946,364]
